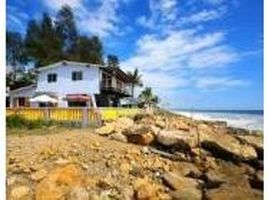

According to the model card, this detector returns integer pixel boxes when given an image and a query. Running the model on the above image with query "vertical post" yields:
[82,107,89,128]
[45,106,49,120]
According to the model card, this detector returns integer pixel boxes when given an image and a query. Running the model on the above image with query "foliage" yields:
[7,72,36,90]
[6,114,56,129]
[107,54,119,68]
[55,5,78,57]
[22,6,104,67]
[127,68,143,96]
[6,31,28,80]
[73,35,103,64]
[138,87,159,107]
[25,14,62,67]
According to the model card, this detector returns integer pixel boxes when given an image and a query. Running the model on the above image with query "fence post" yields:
[82,107,89,128]
[45,107,49,120]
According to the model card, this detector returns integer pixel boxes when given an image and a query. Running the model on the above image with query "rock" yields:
[7,176,20,187]
[198,124,258,162]
[169,189,202,200]
[133,178,163,200]
[10,186,30,200]
[206,182,256,200]
[109,132,127,143]
[119,162,131,174]
[124,125,156,145]
[173,121,190,132]
[155,117,166,129]
[96,117,134,135]
[162,171,199,191]
[67,186,89,200]
[95,124,115,135]
[30,169,47,181]
[204,170,225,189]
[171,162,202,178]
[54,158,70,165]
[122,187,134,200]
[201,140,257,163]
[141,146,150,154]
[249,170,263,190]
[157,130,197,151]
[235,134,263,160]
[35,164,86,200]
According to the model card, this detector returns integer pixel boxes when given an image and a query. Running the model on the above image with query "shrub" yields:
[6,114,28,128]
[6,115,56,129]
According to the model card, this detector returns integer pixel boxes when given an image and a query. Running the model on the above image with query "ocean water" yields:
[171,109,263,131]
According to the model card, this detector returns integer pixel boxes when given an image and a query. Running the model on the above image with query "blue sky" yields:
[7,0,263,110]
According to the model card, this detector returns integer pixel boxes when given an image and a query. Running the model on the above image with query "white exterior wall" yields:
[36,64,100,103]
[9,85,36,108]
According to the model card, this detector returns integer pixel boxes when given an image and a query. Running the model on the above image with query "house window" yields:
[47,73,57,83]
[72,71,83,81]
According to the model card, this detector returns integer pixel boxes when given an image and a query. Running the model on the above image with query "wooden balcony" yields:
[100,85,131,97]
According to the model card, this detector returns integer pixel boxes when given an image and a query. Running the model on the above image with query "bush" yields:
[6,115,56,129]
[6,114,28,129]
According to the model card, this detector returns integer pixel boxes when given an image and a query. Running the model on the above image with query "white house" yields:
[9,61,133,108]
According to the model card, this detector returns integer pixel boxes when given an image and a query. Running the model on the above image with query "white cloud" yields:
[42,0,130,38]
[136,0,178,30]
[203,0,224,5]
[42,0,83,10]
[179,8,225,25]
[122,30,233,72]
[122,29,243,95]
[196,77,250,89]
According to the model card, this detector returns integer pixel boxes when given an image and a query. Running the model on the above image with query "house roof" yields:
[9,84,36,94]
[36,60,103,72]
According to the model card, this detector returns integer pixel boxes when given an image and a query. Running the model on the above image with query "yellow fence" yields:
[6,107,141,122]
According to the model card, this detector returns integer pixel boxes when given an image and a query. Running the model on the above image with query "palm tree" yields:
[138,87,158,107]
[128,68,143,97]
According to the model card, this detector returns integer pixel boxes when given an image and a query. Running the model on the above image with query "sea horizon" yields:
[170,108,263,131]
[171,108,263,115]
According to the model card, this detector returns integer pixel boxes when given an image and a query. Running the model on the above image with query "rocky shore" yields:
[7,110,263,199]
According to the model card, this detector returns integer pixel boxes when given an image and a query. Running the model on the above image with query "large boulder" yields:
[205,181,257,200]
[156,130,197,152]
[162,171,200,191]
[95,117,134,135]
[235,134,263,160]
[198,124,257,162]
[123,125,159,145]
[162,172,202,200]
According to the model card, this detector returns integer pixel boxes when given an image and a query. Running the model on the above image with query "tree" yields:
[40,13,62,65]
[8,72,36,90]
[138,87,158,107]
[25,14,62,67]
[55,5,78,58]
[127,68,143,97]
[107,54,119,68]
[6,31,28,81]
[74,35,103,64]
[24,19,42,67]
[88,36,103,64]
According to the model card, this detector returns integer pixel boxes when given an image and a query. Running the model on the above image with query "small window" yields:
[47,73,57,83]
[72,71,83,81]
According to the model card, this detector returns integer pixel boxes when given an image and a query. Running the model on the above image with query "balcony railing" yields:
[100,84,131,96]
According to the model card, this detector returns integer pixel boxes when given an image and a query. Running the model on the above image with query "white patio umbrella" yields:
[30,94,57,103]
